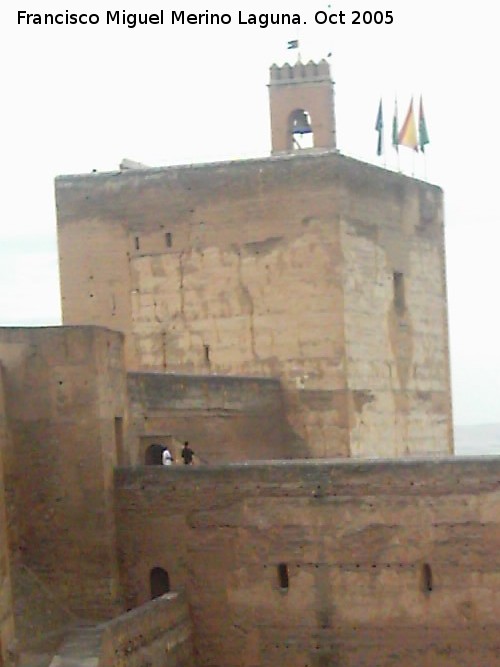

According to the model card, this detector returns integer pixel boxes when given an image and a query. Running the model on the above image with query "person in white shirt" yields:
[162,447,174,466]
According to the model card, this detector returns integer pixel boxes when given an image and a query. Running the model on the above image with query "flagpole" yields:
[418,96,430,181]
[392,97,400,172]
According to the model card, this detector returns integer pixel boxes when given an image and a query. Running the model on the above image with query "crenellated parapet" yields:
[269,59,331,85]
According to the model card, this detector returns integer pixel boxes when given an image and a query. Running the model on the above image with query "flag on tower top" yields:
[287,39,299,49]
[398,98,418,151]
[392,99,399,152]
[419,96,430,152]
[375,99,384,156]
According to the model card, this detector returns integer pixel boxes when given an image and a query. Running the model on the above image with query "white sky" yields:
[1,0,499,426]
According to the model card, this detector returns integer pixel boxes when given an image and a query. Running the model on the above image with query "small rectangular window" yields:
[204,344,210,364]
[135,236,140,251]
[165,232,172,248]
[393,272,405,313]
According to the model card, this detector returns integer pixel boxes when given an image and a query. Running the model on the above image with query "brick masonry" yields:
[127,372,303,464]
[0,367,15,667]
[0,327,128,619]
[56,151,453,459]
[99,592,194,667]
[115,458,500,667]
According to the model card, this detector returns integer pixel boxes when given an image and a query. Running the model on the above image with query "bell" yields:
[292,110,312,135]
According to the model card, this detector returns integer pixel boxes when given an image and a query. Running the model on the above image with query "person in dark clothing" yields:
[181,441,195,465]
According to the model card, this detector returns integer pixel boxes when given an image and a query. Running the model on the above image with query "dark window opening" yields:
[135,236,140,250]
[114,417,125,465]
[422,563,433,592]
[145,443,165,466]
[393,271,405,313]
[165,232,172,248]
[150,567,170,599]
[278,563,289,590]
[204,344,210,364]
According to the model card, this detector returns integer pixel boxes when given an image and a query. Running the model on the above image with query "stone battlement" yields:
[269,59,331,84]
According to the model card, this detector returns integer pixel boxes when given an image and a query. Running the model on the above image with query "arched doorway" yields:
[150,566,170,599]
[145,443,165,465]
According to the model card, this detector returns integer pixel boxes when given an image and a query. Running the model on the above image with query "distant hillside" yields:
[454,423,500,456]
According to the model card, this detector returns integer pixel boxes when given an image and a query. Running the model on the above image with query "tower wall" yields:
[127,373,304,465]
[0,327,128,618]
[56,152,452,458]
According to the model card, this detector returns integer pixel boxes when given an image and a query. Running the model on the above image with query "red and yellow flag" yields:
[398,98,418,151]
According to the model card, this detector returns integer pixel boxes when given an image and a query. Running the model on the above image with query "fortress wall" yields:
[0,327,128,619]
[98,592,194,667]
[127,373,303,464]
[0,368,15,667]
[115,458,500,667]
[56,152,451,458]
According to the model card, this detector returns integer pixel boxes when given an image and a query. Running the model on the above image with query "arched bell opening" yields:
[288,108,314,150]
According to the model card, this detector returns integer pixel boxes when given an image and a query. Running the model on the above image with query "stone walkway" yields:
[47,626,103,667]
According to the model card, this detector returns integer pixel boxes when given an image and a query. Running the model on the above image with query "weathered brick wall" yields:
[0,327,128,619]
[127,373,303,464]
[0,368,15,667]
[115,458,500,667]
[341,180,452,457]
[56,152,452,458]
[98,592,194,667]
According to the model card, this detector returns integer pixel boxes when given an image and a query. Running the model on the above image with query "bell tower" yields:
[268,59,337,154]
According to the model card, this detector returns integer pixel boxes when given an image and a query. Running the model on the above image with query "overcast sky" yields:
[1,0,499,426]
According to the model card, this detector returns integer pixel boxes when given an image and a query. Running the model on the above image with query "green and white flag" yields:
[392,98,399,151]
[419,96,430,152]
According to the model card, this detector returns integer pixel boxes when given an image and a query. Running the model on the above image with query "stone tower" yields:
[268,59,337,154]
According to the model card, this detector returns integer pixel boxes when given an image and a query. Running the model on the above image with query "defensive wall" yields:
[56,151,453,459]
[98,591,194,667]
[128,372,302,464]
[0,326,128,619]
[116,457,500,667]
[0,368,15,667]
[0,324,315,626]
[48,592,194,667]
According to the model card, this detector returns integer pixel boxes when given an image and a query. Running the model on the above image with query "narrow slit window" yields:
[204,344,210,364]
[135,236,140,250]
[422,563,433,592]
[165,232,172,248]
[278,563,289,590]
[393,271,405,313]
